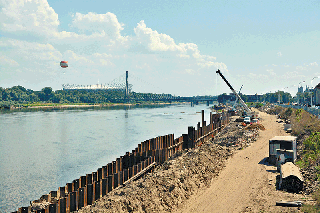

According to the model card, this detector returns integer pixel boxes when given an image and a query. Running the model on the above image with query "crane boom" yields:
[233,85,243,108]
[216,69,251,114]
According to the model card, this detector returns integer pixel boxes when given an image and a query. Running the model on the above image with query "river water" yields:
[0,103,214,212]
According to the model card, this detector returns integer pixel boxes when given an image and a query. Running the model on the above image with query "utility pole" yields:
[125,71,129,102]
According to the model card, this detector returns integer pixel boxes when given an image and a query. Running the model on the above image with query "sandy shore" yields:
[10,102,176,110]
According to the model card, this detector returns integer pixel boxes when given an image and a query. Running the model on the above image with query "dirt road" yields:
[174,110,308,213]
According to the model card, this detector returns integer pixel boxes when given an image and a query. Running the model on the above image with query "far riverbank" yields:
[1,102,189,111]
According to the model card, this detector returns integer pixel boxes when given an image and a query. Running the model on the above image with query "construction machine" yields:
[216,69,259,119]
[233,84,243,109]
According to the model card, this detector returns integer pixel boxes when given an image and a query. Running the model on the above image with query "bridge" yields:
[62,71,217,105]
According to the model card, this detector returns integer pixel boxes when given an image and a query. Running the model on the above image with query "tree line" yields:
[0,86,176,108]
[218,91,293,104]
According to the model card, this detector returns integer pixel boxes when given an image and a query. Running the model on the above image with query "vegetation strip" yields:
[265,104,320,212]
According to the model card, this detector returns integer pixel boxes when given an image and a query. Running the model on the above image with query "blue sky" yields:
[0,0,319,96]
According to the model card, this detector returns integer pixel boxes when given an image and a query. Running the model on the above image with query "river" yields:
[0,103,214,212]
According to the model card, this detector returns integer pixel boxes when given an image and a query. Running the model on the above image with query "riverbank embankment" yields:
[80,109,313,213]
[78,113,263,212]
[15,106,314,212]
[13,108,228,212]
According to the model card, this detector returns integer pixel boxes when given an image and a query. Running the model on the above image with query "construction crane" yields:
[233,84,243,108]
[216,69,258,119]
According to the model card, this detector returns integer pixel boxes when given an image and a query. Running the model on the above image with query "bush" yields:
[279,107,293,120]
[266,105,320,211]
[296,132,320,169]
[302,190,320,212]
[267,106,283,115]
[291,109,320,136]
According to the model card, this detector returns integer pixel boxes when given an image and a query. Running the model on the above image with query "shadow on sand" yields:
[259,157,278,173]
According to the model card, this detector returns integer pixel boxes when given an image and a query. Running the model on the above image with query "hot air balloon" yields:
[60,61,68,68]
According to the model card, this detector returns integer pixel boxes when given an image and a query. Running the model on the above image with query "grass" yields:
[295,132,320,169]
[301,190,320,212]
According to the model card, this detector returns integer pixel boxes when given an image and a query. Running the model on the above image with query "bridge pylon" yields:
[125,71,129,102]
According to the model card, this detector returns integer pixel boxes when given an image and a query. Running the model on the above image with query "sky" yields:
[0,0,319,96]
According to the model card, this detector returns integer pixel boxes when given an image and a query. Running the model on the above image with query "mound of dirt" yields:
[79,118,260,213]
[245,123,266,130]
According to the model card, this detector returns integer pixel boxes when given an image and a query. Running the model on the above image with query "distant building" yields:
[298,86,303,94]
[314,83,320,106]
[62,83,132,92]
[305,85,313,93]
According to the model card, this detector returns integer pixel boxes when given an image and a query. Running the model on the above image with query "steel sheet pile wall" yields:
[14,110,230,213]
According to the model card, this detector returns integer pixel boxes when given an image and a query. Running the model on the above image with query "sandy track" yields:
[174,110,308,213]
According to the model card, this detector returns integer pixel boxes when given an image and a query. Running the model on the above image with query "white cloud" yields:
[296,66,307,71]
[64,50,93,64]
[310,62,318,67]
[0,38,62,62]
[71,12,126,41]
[266,69,276,76]
[0,55,19,66]
[277,51,282,57]
[282,71,305,79]
[0,0,59,37]
[133,20,182,52]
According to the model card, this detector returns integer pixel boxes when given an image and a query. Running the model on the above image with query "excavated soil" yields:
[78,110,312,213]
